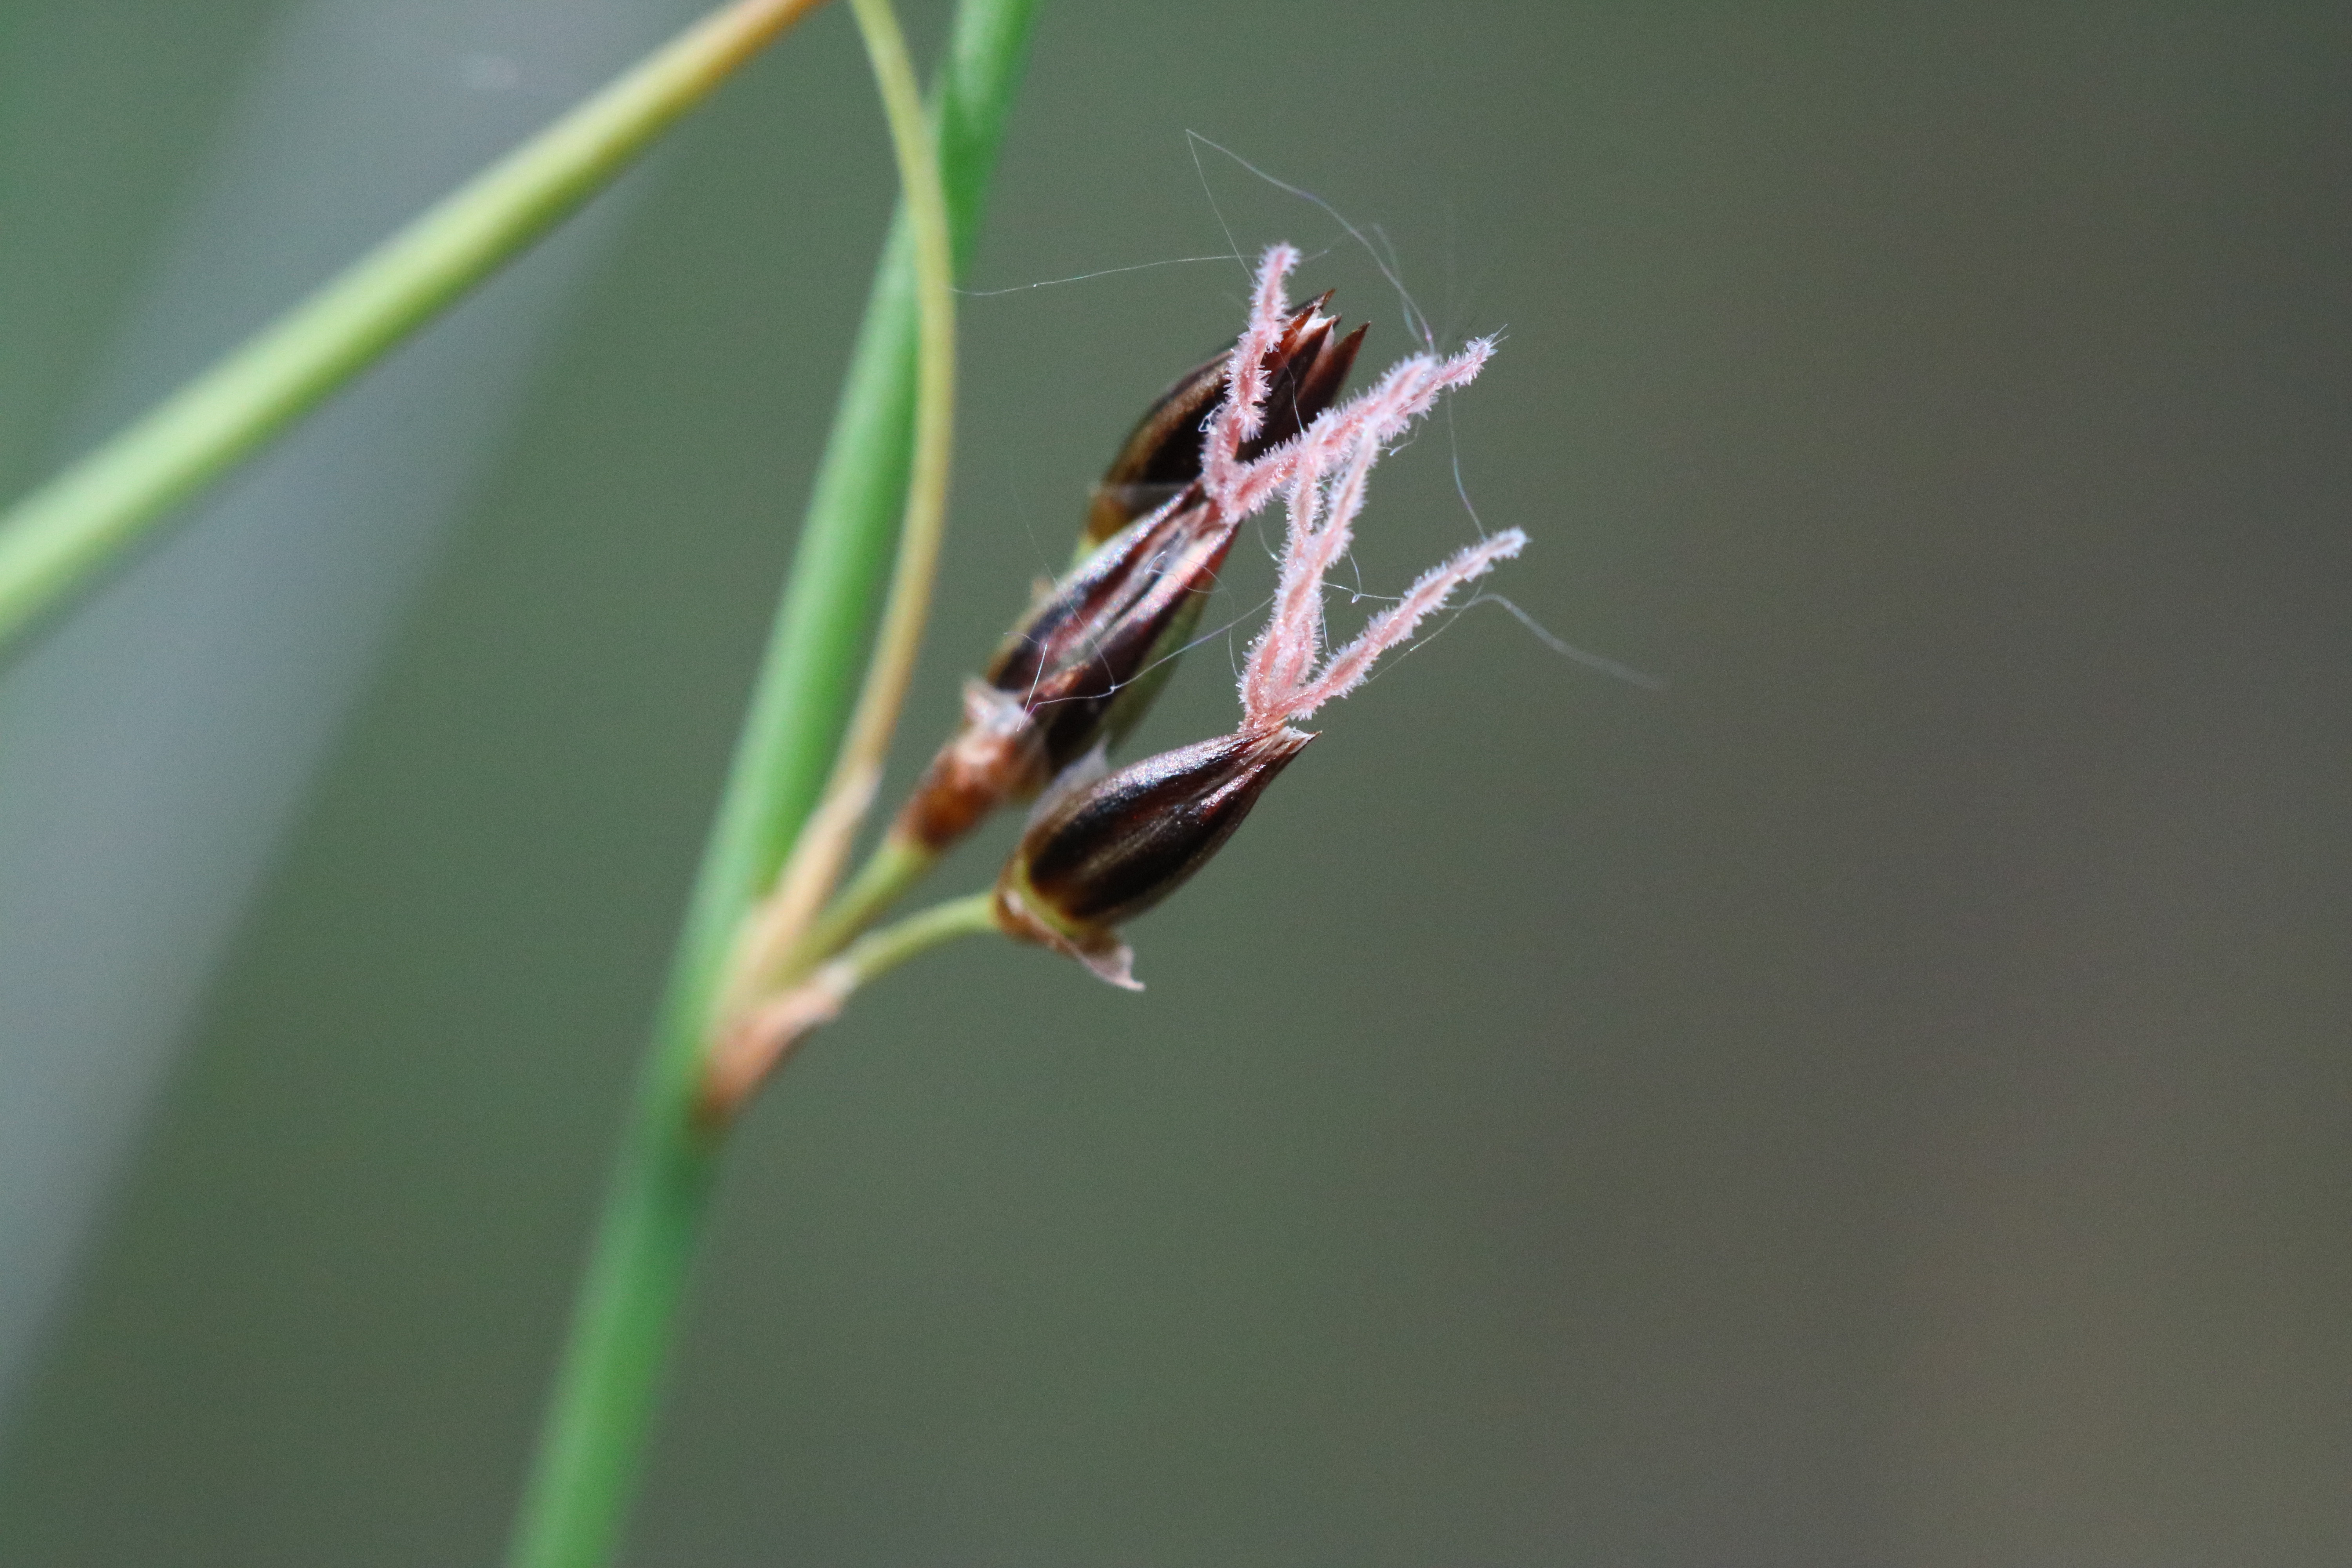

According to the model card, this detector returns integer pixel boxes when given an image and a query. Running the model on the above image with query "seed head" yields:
[999,244,1527,987]
[994,726,1314,989]
[895,268,1373,855]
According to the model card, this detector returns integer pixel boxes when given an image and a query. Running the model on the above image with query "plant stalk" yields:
[802,831,938,965]
[502,3,1036,1565]
[825,891,1002,992]
[700,892,1004,1122]
[710,0,964,1047]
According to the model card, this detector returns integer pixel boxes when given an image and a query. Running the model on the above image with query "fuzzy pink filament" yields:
[1192,246,1524,736]
[1200,243,1302,499]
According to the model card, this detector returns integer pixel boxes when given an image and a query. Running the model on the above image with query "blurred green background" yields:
[2,3,2348,1563]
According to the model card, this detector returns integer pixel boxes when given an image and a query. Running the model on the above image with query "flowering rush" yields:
[701,243,1529,1121]
[891,284,1363,856]
[995,243,1528,986]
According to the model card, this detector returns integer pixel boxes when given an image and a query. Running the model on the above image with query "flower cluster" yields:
[889,284,1364,854]
[993,245,1526,987]
[701,244,1526,1122]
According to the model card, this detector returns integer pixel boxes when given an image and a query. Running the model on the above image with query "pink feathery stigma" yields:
[1253,419,1388,706]
[1267,527,1528,727]
[1213,337,1495,527]
[1200,244,1300,506]
[1178,247,1511,734]
[1234,336,1500,731]
[1243,347,1495,713]
[1241,452,1338,720]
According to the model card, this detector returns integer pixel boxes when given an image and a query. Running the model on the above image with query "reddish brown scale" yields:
[1083,294,1365,545]
[987,496,1236,767]
[895,682,1035,849]
[985,487,1206,698]
[893,496,1241,852]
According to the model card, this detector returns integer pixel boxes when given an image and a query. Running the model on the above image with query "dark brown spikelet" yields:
[982,495,1237,771]
[899,280,1362,860]
[995,726,1314,987]
[1083,293,1366,546]
[894,498,1241,852]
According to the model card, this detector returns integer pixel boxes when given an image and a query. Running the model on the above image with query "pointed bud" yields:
[1083,294,1366,546]
[995,726,1314,987]
[894,499,1240,851]
[985,495,1238,772]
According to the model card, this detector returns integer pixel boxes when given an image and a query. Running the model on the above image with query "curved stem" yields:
[802,830,939,966]
[502,3,1036,1565]
[0,0,830,655]
[714,0,964,1027]
[699,891,1004,1124]
[829,891,1002,989]
[830,0,961,818]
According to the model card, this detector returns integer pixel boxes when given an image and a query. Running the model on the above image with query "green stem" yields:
[701,888,1003,1122]
[503,4,1036,1566]
[825,891,1002,992]
[724,0,962,1011]
[801,830,939,966]
[0,0,831,655]
[828,0,961,810]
